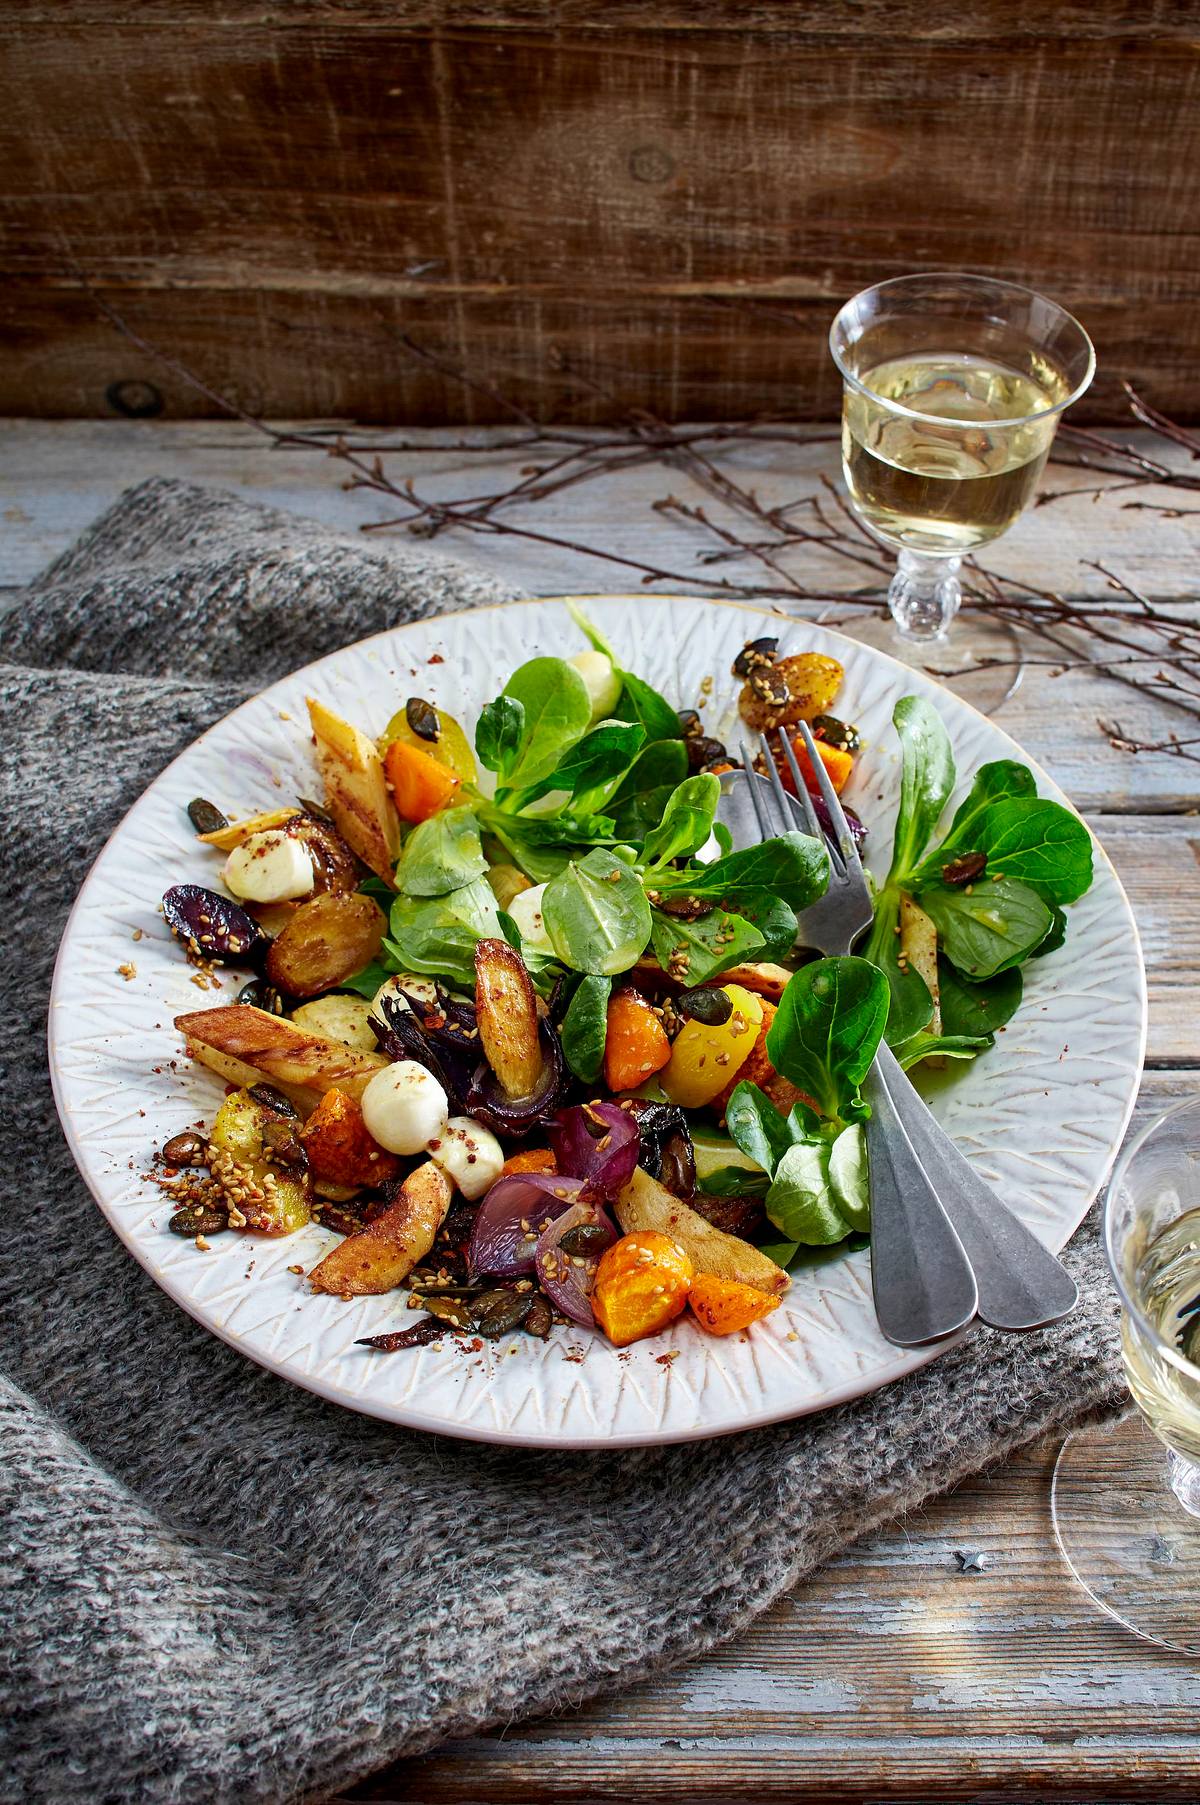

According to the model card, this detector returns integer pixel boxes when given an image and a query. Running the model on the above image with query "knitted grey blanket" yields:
[1,478,1126,1805]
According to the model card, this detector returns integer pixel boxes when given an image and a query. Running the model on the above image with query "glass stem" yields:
[1168,1449,1200,1520]
[887,549,963,643]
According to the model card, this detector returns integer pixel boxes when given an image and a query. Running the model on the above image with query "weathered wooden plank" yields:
[12,1,1200,36]
[4,16,1200,418]
[345,1080,1200,1805]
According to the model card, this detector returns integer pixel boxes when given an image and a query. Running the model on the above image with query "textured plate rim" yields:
[48,594,1147,1448]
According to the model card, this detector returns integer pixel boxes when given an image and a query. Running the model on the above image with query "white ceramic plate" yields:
[50,596,1146,1447]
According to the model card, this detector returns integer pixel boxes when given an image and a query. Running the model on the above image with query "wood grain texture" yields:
[5,5,1200,419]
[8,419,1199,1800]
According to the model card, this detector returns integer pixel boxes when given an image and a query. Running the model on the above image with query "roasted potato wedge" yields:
[738,652,844,731]
[474,938,543,1099]
[289,993,376,1051]
[208,1088,312,1234]
[265,892,385,998]
[299,1087,401,1187]
[176,1004,388,1105]
[308,1159,453,1295]
[307,696,401,883]
[615,1167,789,1296]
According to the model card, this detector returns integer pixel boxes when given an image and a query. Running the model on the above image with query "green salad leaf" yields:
[394,805,487,897]
[648,905,764,986]
[724,958,888,1258]
[919,875,1053,979]
[497,657,593,792]
[887,696,956,884]
[655,831,829,915]
[558,973,612,1082]
[542,846,653,975]
[765,956,890,1122]
[937,959,1023,1039]
[475,695,525,780]
[605,739,690,839]
[536,720,647,810]
[642,774,721,870]
[386,876,500,989]
[863,697,1093,1054]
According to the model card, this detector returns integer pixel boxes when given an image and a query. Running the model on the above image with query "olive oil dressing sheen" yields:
[842,351,1072,555]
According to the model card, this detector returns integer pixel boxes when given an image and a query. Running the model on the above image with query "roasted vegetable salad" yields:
[156,610,1093,1353]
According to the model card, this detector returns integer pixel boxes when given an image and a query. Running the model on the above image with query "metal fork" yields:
[726,723,1077,1346]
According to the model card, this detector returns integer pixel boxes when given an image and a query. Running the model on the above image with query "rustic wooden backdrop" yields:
[6,1,1200,422]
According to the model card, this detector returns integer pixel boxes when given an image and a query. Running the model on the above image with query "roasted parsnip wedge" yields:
[474,938,543,1099]
[899,893,942,1039]
[308,1159,453,1296]
[615,1167,789,1297]
[307,696,401,883]
[176,1004,388,1107]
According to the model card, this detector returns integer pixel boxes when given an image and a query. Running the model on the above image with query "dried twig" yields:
[79,274,1200,756]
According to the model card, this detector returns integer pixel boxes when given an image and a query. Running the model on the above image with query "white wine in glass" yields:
[842,352,1071,555]
[830,275,1095,644]
[1054,1097,1200,1653]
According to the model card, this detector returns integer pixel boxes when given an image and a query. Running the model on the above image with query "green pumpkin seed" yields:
[524,1295,554,1340]
[168,1206,228,1237]
[474,1289,534,1339]
[187,797,229,835]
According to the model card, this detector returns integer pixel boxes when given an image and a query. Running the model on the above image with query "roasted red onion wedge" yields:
[465,1018,565,1136]
[535,1201,618,1327]
[549,1101,640,1198]
[468,1172,587,1279]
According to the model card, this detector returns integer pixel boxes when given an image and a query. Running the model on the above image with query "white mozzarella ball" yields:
[570,649,622,724]
[507,882,553,952]
[369,972,440,1028]
[427,1115,505,1201]
[361,1060,449,1155]
[222,830,314,904]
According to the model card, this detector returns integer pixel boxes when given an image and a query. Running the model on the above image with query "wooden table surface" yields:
[8,420,1200,1801]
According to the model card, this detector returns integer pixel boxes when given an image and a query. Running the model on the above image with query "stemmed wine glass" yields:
[828,274,1095,707]
[1053,1097,1200,1654]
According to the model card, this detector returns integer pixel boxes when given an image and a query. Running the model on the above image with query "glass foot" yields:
[887,550,962,642]
[1052,1411,1200,1655]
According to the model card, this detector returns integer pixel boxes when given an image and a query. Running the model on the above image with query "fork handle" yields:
[863,1059,978,1347]
[874,1042,1078,1332]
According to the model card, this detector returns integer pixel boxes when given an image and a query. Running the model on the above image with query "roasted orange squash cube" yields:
[299,1086,401,1187]
[592,1230,693,1347]
[688,1272,782,1336]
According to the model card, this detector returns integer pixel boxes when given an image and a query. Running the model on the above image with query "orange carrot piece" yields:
[500,1148,557,1178]
[786,734,854,796]
[603,989,671,1093]
[383,738,462,822]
